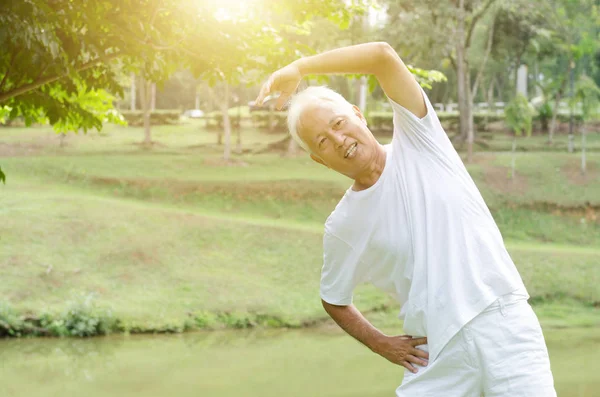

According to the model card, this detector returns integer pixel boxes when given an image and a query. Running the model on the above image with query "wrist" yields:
[368,332,388,355]
[292,58,307,78]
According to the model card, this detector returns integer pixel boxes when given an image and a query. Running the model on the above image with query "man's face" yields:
[298,103,379,179]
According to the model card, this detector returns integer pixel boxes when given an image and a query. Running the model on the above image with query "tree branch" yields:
[465,0,495,50]
[449,54,457,71]
[471,12,496,98]
[0,48,21,92]
[0,52,121,103]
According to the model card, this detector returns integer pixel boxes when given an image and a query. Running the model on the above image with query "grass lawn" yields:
[1,124,599,335]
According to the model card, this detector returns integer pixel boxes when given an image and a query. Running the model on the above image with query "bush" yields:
[505,94,535,137]
[205,113,246,130]
[250,111,287,131]
[368,111,505,132]
[0,303,24,337]
[120,110,181,126]
[1,294,120,338]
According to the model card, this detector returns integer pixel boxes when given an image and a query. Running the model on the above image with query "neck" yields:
[352,144,386,191]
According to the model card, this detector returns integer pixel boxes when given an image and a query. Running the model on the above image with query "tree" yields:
[0,0,367,164]
[525,0,600,145]
[380,0,500,162]
[570,74,600,175]
[504,93,534,179]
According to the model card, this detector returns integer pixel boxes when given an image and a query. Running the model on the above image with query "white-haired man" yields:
[255,42,556,396]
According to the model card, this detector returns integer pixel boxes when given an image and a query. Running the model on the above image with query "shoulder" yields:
[324,193,351,236]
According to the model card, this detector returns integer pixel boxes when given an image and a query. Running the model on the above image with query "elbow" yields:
[373,41,400,71]
[321,298,335,315]
[375,42,397,62]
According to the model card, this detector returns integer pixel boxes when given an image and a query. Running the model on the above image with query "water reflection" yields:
[0,327,598,397]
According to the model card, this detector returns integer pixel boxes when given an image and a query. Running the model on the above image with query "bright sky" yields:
[212,0,254,22]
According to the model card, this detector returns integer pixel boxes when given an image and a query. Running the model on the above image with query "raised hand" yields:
[255,62,303,110]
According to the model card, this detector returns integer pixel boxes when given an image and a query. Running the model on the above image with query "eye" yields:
[319,137,327,146]
[334,119,344,128]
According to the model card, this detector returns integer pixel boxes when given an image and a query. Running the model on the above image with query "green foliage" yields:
[0,302,24,337]
[1,294,120,337]
[570,74,600,122]
[537,101,554,131]
[505,94,535,137]
[44,295,119,337]
[406,66,448,90]
[120,110,181,127]
[249,111,287,131]
[0,0,358,137]
[0,166,5,184]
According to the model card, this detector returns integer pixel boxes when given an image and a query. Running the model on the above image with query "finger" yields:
[400,335,413,338]
[275,92,290,110]
[402,361,418,374]
[406,354,428,367]
[256,75,275,105]
[410,348,429,360]
[410,337,428,346]
[255,83,269,106]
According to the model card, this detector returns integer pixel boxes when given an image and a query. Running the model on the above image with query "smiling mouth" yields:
[344,142,357,158]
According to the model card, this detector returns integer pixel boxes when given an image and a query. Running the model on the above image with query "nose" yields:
[329,130,345,149]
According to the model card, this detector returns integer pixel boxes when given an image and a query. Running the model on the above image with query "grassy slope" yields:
[1,125,599,332]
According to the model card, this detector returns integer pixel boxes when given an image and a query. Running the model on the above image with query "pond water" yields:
[1,327,598,397]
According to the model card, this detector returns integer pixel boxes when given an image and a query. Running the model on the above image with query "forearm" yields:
[293,42,393,78]
[322,300,385,354]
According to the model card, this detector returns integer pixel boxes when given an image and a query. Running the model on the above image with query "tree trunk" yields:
[456,0,473,160]
[130,73,136,111]
[221,81,231,161]
[568,61,575,153]
[548,74,568,144]
[150,83,156,112]
[358,75,367,113]
[139,76,152,145]
[581,124,586,175]
[471,13,496,101]
[548,90,563,144]
[236,103,242,154]
[487,78,495,111]
[511,136,517,179]
[466,70,474,162]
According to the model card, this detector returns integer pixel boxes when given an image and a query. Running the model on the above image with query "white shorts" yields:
[397,294,557,397]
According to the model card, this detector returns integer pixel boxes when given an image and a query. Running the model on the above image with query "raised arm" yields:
[322,299,429,373]
[255,42,426,118]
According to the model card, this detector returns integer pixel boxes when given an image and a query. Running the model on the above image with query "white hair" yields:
[287,86,355,153]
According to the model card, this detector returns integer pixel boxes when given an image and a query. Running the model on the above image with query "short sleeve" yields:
[320,232,369,306]
[387,86,458,165]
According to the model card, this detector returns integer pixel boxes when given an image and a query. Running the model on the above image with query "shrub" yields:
[250,111,287,131]
[505,94,535,137]
[0,303,24,337]
[41,294,120,337]
[120,110,181,126]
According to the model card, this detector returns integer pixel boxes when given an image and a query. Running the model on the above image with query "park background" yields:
[0,0,599,396]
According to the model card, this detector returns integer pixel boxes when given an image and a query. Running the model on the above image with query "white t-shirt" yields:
[320,86,528,361]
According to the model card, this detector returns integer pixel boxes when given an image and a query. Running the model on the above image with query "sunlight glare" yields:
[210,0,256,22]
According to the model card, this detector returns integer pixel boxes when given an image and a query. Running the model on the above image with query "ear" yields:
[352,105,367,125]
[310,153,329,168]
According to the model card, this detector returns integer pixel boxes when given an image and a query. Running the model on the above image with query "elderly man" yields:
[255,42,556,396]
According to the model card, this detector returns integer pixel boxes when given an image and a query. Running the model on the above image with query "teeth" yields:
[345,143,357,158]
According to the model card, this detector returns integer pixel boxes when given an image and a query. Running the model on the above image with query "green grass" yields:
[1,124,599,335]
[1,178,599,332]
